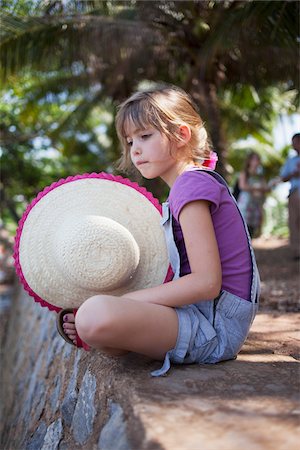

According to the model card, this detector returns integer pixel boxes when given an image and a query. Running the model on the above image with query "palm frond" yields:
[0,9,156,83]
[200,1,298,76]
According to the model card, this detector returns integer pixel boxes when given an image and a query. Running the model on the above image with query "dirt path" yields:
[253,237,300,312]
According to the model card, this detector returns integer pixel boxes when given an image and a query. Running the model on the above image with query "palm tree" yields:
[0,1,298,181]
[134,1,298,173]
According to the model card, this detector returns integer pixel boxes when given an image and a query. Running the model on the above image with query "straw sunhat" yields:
[14,173,170,312]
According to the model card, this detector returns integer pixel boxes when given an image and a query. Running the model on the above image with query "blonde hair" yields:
[115,85,211,172]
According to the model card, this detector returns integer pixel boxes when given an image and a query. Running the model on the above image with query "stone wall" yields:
[1,286,299,450]
[0,287,162,450]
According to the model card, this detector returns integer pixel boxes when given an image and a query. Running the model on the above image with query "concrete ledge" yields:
[1,288,299,450]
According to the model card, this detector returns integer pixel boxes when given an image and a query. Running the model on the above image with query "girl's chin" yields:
[140,173,157,180]
[136,167,157,179]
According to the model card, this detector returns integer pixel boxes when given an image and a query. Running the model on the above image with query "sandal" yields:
[56,308,90,350]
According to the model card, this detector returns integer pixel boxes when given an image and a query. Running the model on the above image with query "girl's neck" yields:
[180,161,197,172]
[161,160,200,187]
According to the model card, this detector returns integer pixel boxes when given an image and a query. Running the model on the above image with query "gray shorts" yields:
[151,290,258,377]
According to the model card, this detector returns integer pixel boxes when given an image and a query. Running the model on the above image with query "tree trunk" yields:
[187,79,228,179]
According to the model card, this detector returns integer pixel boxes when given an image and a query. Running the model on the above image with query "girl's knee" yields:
[75,295,119,345]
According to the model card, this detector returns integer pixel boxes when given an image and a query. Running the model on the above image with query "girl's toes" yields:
[63,323,76,332]
[68,334,76,340]
[63,313,75,323]
[63,327,76,339]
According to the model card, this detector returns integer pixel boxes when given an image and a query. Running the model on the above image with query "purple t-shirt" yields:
[169,170,252,301]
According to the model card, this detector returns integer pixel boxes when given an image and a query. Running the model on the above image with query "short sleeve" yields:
[280,158,292,178]
[169,171,222,221]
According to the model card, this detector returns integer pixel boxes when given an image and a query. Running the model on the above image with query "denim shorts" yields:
[151,290,258,377]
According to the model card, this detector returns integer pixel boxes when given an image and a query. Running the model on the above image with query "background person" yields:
[280,133,300,260]
[237,152,269,238]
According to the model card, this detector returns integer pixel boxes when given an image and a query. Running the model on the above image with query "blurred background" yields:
[0,0,299,251]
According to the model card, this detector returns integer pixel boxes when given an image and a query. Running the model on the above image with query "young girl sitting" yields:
[61,85,260,376]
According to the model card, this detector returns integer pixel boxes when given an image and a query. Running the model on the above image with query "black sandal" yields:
[56,308,90,350]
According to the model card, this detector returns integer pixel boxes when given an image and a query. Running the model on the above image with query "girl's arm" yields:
[238,172,250,191]
[122,200,222,307]
[281,164,300,182]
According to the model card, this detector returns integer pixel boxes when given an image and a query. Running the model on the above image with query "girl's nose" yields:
[131,142,141,155]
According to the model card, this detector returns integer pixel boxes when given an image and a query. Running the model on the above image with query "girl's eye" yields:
[127,133,151,147]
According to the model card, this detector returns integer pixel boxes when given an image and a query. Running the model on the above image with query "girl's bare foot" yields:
[59,309,126,355]
[62,312,78,345]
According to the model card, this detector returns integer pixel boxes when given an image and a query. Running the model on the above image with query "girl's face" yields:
[125,123,184,186]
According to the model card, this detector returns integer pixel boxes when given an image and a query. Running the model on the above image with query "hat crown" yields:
[15,174,169,310]
[55,215,140,292]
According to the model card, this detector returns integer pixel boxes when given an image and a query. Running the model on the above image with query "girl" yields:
[61,85,260,376]
[237,152,269,238]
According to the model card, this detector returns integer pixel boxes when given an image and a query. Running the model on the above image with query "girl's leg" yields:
[62,312,129,356]
[64,295,178,360]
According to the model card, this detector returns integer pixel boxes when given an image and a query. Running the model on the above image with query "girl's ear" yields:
[177,125,191,148]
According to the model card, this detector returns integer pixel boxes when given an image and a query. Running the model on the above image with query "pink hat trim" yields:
[13,172,172,312]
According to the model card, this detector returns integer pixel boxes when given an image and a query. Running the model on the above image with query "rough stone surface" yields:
[1,284,299,450]
[51,375,62,414]
[25,421,47,450]
[71,369,97,445]
[41,418,63,450]
[60,353,81,427]
[98,401,131,450]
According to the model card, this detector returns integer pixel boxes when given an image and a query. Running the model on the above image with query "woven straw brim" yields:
[17,176,169,309]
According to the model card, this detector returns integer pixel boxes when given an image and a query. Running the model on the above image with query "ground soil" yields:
[253,237,299,313]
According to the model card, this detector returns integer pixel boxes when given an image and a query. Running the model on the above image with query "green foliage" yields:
[0,74,119,227]
[262,194,289,239]
[225,85,298,183]
[0,0,299,230]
